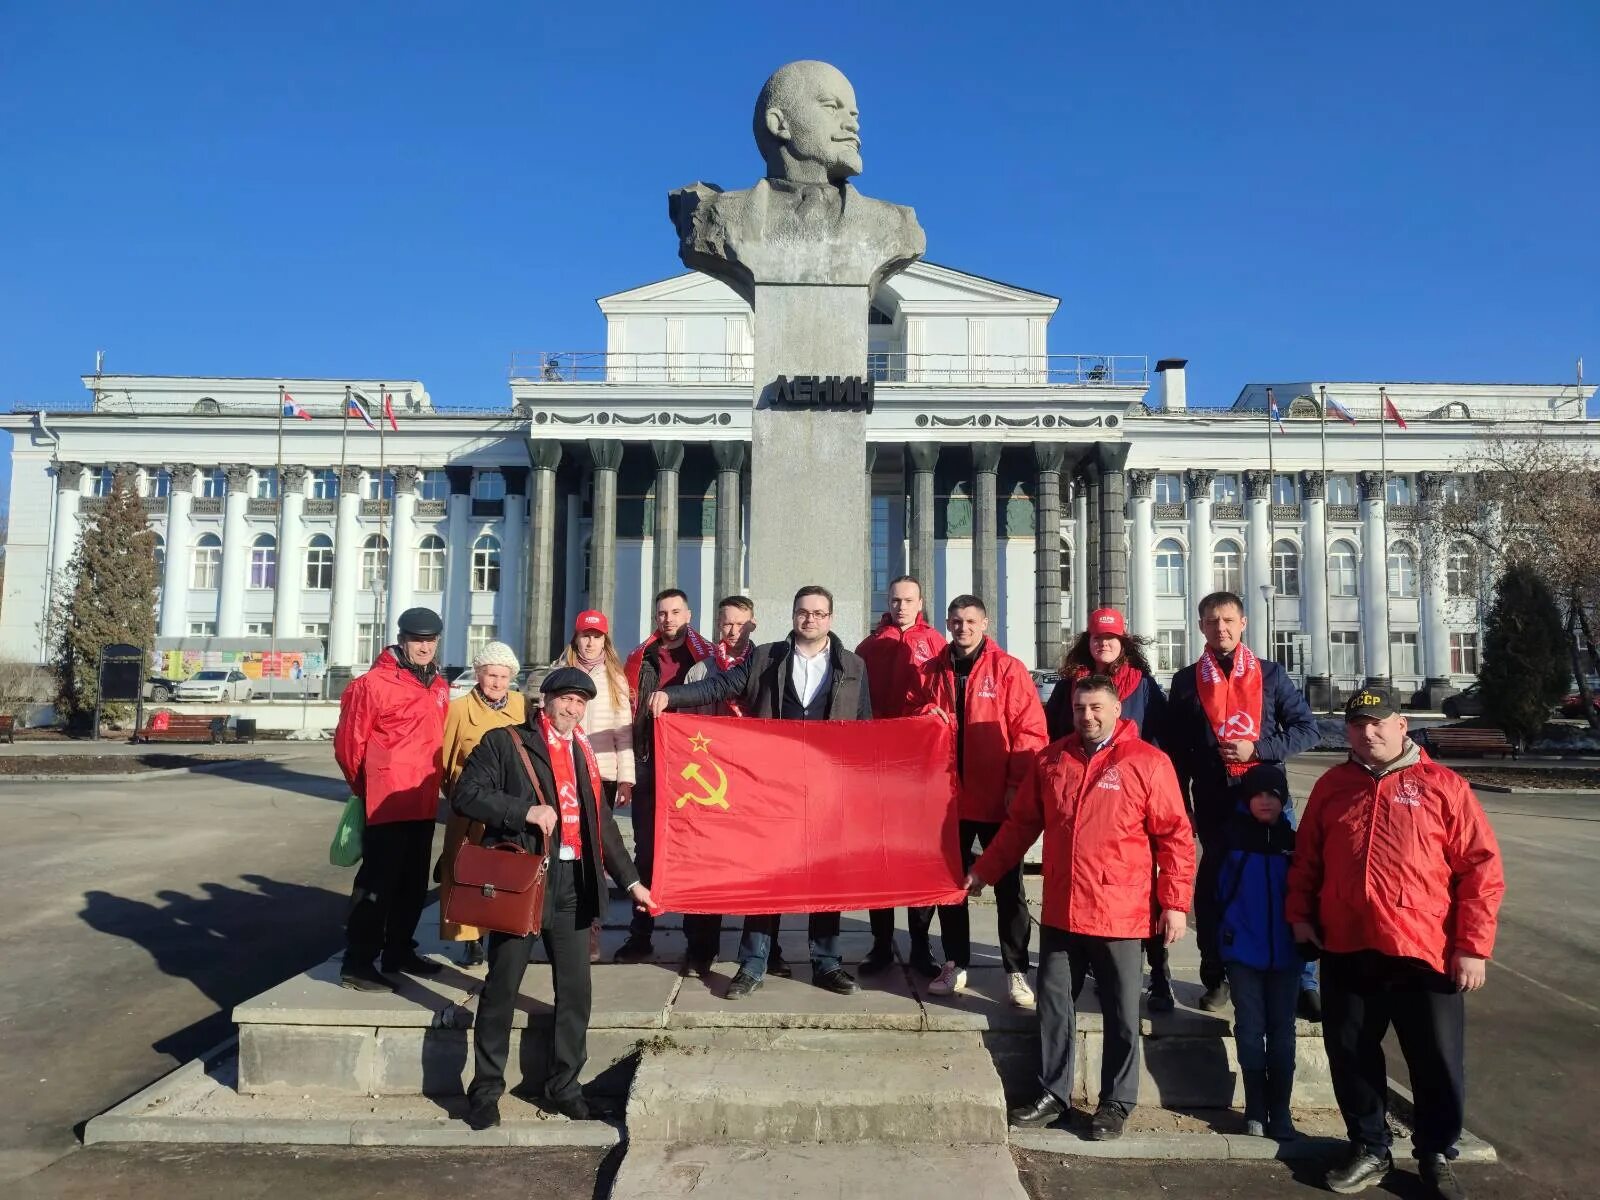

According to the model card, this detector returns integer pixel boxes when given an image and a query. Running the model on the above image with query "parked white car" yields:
[175,669,253,703]
[447,668,477,699]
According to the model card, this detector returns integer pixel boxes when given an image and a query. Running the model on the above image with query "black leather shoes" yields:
[1008,1093,1066,1128]
[1326,1144,1393,1194]
[908,948,941,980]
[858,944,895,975]
[812,967,859,995]
[767,950,794,978]
[725,970,763,1000]
[1089,1102,1128,1141]
[681,955,715,979]
[612,934,653,963]
[463,1099,500,1130]
[381,951,443,977]
[1198,981,1231,1012]
[1418,1152,1465,1200]
[547,1094,592,1121]
[339,961,394,992]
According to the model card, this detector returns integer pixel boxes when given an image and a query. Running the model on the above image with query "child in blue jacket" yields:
[1217,762,1301,1141]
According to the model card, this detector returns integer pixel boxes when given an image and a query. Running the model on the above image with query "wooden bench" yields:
[135,714,224,744]
[1425,726,1517,759]
[0,715,14,744]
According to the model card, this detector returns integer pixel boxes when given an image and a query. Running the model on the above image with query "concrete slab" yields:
[371,1026,642,1097]
[666,960,927,1030]
[1082,1024,1337,1109]
[610,1142,1029,1200]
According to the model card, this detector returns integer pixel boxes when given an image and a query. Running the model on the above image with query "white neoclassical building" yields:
[2,260,1592,704]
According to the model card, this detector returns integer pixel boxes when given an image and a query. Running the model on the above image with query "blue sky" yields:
[1,2,1595,448]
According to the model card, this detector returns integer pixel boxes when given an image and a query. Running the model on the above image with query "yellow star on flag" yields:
[688,730,711,753]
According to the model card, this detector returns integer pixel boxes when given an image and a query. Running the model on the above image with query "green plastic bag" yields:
[329,794,365,867]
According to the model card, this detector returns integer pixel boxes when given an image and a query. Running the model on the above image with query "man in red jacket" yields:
[910,594,1048,1008]
[855,574,947,976]
[333,607,452,991]
[1289,687,1504,1199]
[969,674,1194,1139]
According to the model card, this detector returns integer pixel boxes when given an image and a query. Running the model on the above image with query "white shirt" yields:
[791,643,832,708]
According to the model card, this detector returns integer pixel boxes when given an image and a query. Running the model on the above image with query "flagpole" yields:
[1266,387,1277,667]
[378,383,388,645]
[1379,386,1391,686]
[271,385,285,705]
[1319,385,1332,698]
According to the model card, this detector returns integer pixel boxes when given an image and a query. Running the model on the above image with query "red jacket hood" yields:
[1061,717,1141,765]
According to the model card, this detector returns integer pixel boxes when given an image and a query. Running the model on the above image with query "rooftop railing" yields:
[511,351,1149,387]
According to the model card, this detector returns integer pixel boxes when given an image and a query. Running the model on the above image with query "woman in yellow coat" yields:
[438,641,526,964]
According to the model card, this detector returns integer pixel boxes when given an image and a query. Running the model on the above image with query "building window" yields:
[870,495,891,610]
[364,471,394,502]
[1154,538,1185,596]
[1153,629,1187,673]
[1449,631,1480,676]
[1438,476,1466,505]
[1271,474,1300,506]
[1153,473,1184,505]
[254,469,279,500]
[472,471,506,502]
[248,533,277,589]
[361,534,389,590]
[1059,537,1072,594]
[1212,538,1243,595]
[468,624,497,661]
[416,535,446,591]
[1272,630,1300,672]
[191,533,222,589]
[1329,539,1359,597]
[311,469,339,500]
[1211,474,1242,504]
[152,533,166,581]
[357,622,383,664]
[201,468,226,498]
[1387,544,1418,598]
[472,533,502,592]
[1446,542,1475,598]
[304,534,334,590]
[419,469,450,501]
[1271,540,1300,596]
[1331,630,1361,677]
[188,621,218,637]
[89,465,114,497]
[1386,475,1413,506]
[245,620,274,637]
[1326,474,1356,505]
[149,468,172,499]
[1390,631,1419,676]
[302,622,329,644]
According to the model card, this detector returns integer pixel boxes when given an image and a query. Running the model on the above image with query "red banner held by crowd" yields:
[650,712,966,915]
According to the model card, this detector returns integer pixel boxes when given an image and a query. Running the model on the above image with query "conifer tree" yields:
[1479,561,1568,746]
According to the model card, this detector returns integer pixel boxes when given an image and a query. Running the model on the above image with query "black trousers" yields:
[1322,950,1467,1157]
[627,779,656,939]
[1194,821,1228,989]
[470,857,597,1106]
[909,819,1030,973]
[1038,927,1143,1110]
[346,818,434,966]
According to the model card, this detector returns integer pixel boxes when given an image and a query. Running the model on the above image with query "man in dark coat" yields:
[1164,590,1320,1014]
[452,668,655,1130]
[650,584,872,998]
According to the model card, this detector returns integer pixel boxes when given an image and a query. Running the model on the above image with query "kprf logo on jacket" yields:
[1096,765,1124,791]
[975,674,998,700]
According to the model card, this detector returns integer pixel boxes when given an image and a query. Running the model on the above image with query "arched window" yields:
[1154,538,1185,596]
[191,533,222,590]
[472,533,502,592]
[1446,542,1476,598]
[1387,543,1418,597]
[416,535,446,591]
[1212,538,1243,594]
[305,534,334,590]
[248,533,277,589]
[1327,474,1356,505]
[1386,475,1414,506]
[1271,540,1300,596]
[1329,539,1359,597]
[361,534,389,590]
[152,533,166,582]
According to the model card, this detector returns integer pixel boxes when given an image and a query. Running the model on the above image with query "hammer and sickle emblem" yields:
[675,760,730,810]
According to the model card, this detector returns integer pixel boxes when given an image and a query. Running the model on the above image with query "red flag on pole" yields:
[382,391,399,432]
[1381,388,1409,430]
[650,713,966,914]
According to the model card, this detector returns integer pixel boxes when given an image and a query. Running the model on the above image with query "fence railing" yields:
[512,351,1148,387]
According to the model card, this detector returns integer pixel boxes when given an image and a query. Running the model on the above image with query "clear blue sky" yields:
[1,1,1595,434]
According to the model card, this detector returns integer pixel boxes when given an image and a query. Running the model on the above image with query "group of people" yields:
[332,581,1504,1199]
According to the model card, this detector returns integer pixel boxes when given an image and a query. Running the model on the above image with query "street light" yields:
[1260,583,1276,668]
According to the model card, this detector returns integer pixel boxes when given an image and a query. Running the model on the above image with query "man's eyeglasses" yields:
[794,609,832,622]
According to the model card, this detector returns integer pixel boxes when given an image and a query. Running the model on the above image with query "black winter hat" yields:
[396,607,444,637]
[541,666,598,700]
[1237,761,1289,802]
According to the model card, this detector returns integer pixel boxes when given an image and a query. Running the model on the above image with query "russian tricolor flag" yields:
[347,391,377,430]
[283,393,312,421]
[1325,395,1358,424]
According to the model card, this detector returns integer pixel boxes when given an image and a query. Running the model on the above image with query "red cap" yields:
[1088,608,1126,636]
[575,610,608,635]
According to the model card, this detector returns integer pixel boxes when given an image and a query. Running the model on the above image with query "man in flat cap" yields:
[333,606,451,991]
[452,668,655,1129]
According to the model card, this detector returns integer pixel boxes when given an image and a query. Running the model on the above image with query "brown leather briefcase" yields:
[443,737,551,937]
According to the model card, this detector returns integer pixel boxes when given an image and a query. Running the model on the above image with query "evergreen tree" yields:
[1479,561,1568,745]
[51,476,158,725]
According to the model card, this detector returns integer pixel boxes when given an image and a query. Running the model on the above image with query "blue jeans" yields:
[1225,962,1301,1075]
[737,912,842,981]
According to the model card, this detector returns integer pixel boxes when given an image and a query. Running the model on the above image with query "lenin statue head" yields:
[752,61,863,185]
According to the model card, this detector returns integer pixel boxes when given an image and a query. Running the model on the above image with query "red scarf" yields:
[540,713,605,859]
[624,627,715,704]
[1065,661,1143,701]
[714,639,754,718]
[1196,644,1265,777]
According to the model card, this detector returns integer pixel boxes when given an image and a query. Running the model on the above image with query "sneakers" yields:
[1418,1153,1466,1200]
[1198,981,1231,1012]
[927,961,967,996]
[612,934,653,963]
[1007,972,1036,1009]
[1089,1102,1128,1140]
[1325,1144,1393,1194]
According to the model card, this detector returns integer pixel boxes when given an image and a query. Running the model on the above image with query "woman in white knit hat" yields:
[436,640,525,965]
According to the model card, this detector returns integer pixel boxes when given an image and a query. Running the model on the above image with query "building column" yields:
[1418,472,1455,706]
[385,466,419,642]
[1070,476,1090,633]
[864,444,878,618]
[651,441,684,596]
[217,464,252,637]
[328,465,365,668]
[1127,470,1155,640]
[158,465,193,639]
[274,466,306,639]
[49,460,87,607]
[1097,443,1129,612]
[1033,443,1069,671]
[712,441,746,603]
[443,466,474,668]
[1245,469,1273,657]
[1300,471,1332,709]
[971,443,1001,608]
[1359,470,1392,686]
[525,443,561,665]
[1186,469,1215,620]
[1081,460,1102,607]
[587,440,624,619]
[499,467,527,656]
[907,442,939,621]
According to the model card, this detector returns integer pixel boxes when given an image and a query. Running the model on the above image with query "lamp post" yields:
[1260,582,1277,672]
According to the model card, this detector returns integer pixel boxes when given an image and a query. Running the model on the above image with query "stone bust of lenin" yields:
[669,60,926,305]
